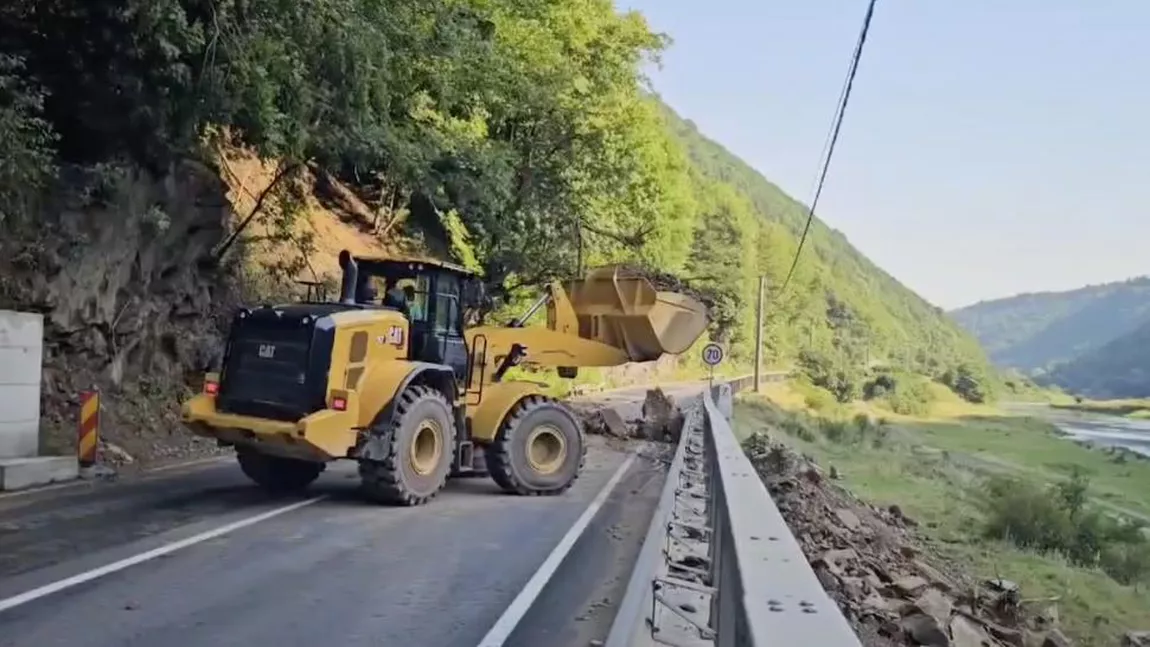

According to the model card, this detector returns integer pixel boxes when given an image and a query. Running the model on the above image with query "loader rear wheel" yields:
[236,449,323,494]
[488,396,585,496]
[359,385,456,506]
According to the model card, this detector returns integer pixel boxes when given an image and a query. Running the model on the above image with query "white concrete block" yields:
[0,310,43,460]
[0,311,44,348]
[0,346,43,384]
[0,421,39,459]
[0,456,78,491]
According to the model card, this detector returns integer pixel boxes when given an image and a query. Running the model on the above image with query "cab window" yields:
[434,295,461,335]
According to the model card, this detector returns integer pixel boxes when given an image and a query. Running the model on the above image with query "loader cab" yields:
[338,251,484,385]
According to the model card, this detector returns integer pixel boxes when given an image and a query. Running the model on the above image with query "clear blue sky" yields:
[619,0,1150,309]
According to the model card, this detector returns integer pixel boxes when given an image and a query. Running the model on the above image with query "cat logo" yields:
[378,325,405,347]
[257,344,276,359]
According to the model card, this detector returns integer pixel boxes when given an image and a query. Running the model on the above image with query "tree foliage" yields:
[0,0,999,399]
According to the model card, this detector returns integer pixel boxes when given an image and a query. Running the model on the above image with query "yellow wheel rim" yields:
[409,419,442,476]
[526,425,567,475]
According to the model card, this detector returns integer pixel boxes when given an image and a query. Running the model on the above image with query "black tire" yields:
[236,449,323,494]
[359,385,456,506]
[488,396,585,496]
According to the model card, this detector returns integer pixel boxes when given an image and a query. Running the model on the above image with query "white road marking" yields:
[0,495,326,614]
[475,453,638,647]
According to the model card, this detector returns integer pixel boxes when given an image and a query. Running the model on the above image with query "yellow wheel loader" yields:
[180,250,709,506]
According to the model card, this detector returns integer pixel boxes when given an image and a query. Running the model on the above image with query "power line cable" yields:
[779,0,879,295]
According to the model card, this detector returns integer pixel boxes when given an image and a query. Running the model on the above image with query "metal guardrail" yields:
[604,377,861,647]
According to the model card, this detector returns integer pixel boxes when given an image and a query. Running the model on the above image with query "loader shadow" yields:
[307,468,509,506]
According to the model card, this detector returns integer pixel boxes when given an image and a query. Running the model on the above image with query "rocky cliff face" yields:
[0,159,240,464]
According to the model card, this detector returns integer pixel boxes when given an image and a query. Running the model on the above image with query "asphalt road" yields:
[0,384,706,647]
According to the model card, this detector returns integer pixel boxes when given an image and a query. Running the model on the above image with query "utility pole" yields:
[753,276,765,391]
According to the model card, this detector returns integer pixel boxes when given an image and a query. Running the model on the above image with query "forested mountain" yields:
[950,277,1150,372]
[0,0,1001,451]
[657,108,997,402]
[950,277,1150,397]
[1044,320,1150,398]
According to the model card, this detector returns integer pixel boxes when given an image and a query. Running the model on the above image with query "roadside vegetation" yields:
[0,2,1002,375]
[737,380,1150,645]
[0,0,1016,459]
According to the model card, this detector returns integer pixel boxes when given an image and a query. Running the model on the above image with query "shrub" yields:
[981,474,1150,586]
[863,373,897,400]
[797,349,860,403]
[780,414,817,443]
[940,363,992,404]
[801,386,838,412]
[880,374,936,416]
[819,418,851,444]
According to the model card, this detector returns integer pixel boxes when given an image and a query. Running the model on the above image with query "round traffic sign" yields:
[702,342,724,367]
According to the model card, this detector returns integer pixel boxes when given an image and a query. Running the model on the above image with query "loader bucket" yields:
[564,266,710,362]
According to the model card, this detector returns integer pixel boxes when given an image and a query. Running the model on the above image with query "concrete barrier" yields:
[0,311,44,459]
[0,311,77,491]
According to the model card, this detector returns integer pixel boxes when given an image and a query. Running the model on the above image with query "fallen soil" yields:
[742,432,1083,647]
[572,387,688,447]
[614,264,720,325]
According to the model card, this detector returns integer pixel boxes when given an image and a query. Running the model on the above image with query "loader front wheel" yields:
[236,449,323,494]
[488,396,585,496]
[359,385,456,506]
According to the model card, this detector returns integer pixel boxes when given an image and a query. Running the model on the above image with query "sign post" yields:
[702,342,725,389]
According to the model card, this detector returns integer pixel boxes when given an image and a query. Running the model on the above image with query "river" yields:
[1003,402,1150,457]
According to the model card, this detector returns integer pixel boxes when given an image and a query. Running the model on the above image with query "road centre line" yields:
[0,495,326,614]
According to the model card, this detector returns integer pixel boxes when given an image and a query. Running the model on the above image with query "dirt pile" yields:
[743,433,1079,647]
[614,264,719,319]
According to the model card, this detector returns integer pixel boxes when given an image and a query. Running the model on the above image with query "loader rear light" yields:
[204,380,219,395]
[331,396,347,411]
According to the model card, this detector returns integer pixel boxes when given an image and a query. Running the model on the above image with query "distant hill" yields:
[1044,320,1150,398]
[949,277,1150,397]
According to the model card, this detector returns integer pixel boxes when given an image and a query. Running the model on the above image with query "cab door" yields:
[430,273,469,384]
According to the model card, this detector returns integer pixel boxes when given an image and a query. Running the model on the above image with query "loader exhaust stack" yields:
[338,251,359,305]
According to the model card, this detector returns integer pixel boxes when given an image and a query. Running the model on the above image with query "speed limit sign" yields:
[702,342,724,367]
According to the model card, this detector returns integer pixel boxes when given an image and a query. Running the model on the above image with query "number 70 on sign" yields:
[702,343,724,367]
[702,342,724,386]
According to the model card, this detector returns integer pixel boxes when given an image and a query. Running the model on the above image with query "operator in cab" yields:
[383,283,408,314]
[402,285,424,321]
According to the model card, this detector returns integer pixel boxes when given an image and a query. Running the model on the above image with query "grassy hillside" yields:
[0,0,1001,431]
[951,277,1150,372]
